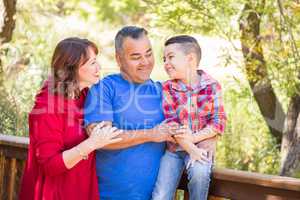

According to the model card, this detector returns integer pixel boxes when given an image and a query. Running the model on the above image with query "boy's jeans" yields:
[152,150,212,200]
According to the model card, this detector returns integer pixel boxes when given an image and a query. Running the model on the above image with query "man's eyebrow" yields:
[129,48,152,57]
[130,53,141,57]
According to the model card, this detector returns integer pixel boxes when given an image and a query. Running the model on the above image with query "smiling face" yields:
[116,34,154,83]
[163,43,193,80]
[78,47,100,89]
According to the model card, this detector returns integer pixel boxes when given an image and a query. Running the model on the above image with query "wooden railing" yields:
[0,134,300,200]
[0,134,28,200]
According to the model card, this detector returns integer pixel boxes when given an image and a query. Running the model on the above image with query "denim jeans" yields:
[151,150,212,200]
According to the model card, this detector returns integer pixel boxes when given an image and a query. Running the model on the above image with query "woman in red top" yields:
[19,37,122,200]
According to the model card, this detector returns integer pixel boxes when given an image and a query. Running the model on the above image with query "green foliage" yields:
[262,0,300,100]
[216,80,281,174]
[90,0,144,24]
[0,0,296,175]
[0,0,120,135]
[143,0,241,37]
[144,0,300,99]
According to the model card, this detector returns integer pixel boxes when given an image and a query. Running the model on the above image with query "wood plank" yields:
[210,178,300,200]
[15,159,25,199]
[208,196,225,200]
[0,150,5,199]
[7,158,17,200]
[213,168,300,192]
[2,156,10,200]
[0,134,29,148]
[1,145,28,160]
[1,134,300,200]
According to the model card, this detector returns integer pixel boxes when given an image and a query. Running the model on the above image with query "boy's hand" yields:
[174,125,196,143]
[187,148,210,168]
[152,121,180,143]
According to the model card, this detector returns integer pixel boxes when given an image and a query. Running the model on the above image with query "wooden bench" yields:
[1,134,300,200]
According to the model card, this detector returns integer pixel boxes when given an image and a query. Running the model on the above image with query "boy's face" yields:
[163,43,191,80]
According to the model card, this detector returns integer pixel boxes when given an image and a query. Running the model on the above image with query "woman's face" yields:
[78,47,100,89]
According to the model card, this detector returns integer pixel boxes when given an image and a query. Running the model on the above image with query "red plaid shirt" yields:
[162,70,226,153]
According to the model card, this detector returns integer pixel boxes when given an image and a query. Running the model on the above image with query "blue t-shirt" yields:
[84,74,165,200]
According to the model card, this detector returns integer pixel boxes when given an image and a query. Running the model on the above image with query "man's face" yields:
[116,35,154,83]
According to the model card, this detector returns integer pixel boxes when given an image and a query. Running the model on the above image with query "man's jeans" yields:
[152,150,212,200]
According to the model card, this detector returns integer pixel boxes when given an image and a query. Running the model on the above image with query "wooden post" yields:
[8,158,17,200]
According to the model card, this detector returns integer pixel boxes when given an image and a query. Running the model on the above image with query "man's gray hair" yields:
[115,26,148,53]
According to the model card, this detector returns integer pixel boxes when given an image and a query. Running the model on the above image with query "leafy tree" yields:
[139,0,300,177]
[0,0,18,134]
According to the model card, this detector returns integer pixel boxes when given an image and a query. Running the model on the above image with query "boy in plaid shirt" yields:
[152,35,226,200]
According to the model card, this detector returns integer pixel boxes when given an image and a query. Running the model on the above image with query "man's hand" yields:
[152,121,180,143]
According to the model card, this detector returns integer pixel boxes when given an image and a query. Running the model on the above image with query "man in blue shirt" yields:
[84,26,177,200]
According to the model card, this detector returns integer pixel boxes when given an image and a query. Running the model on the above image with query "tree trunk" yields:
[238,1,286,145]
[0,0,17,134]
[0,0,17,44]
[280,95,300,177]
[0,0,17,82]
[0,0,17,81]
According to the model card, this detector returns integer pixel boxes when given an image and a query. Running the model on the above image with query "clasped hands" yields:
[154,122,196,143]
[154,122,209,165]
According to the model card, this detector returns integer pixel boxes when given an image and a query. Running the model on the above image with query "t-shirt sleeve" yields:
[84,79,114,126]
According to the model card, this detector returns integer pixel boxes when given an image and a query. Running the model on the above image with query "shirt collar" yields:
[170,70,216,92]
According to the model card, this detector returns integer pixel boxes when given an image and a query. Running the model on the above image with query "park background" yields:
[0,0,299,179]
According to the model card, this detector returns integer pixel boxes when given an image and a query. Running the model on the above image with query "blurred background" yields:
[0,0,299,178]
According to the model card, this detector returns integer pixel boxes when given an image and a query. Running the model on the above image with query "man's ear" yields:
[115,52,122,68]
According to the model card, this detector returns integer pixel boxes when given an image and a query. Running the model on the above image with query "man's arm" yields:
[86,122,178,150]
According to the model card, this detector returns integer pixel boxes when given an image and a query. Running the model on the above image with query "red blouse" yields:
[19,81,99,200]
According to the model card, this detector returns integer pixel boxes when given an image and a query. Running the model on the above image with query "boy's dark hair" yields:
[115,26,148,53]
[165,35,201,65]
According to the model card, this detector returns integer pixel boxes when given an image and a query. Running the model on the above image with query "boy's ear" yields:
[187,52,198,67]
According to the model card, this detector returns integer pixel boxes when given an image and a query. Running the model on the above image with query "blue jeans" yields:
[152,150,212,200]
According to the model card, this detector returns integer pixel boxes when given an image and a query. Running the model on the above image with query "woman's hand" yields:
[88,122,123,150]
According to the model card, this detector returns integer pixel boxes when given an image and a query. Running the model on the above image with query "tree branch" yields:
[0,0,17,44]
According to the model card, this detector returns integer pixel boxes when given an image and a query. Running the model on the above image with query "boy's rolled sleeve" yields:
[162,84,179,123]
[208,83,226,134]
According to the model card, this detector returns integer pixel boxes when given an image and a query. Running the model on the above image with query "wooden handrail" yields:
[0,134,28,147]
[212,168,300,192]
[1,134,300,200]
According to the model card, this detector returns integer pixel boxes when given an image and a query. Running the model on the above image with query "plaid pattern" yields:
[162,70,226,152]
